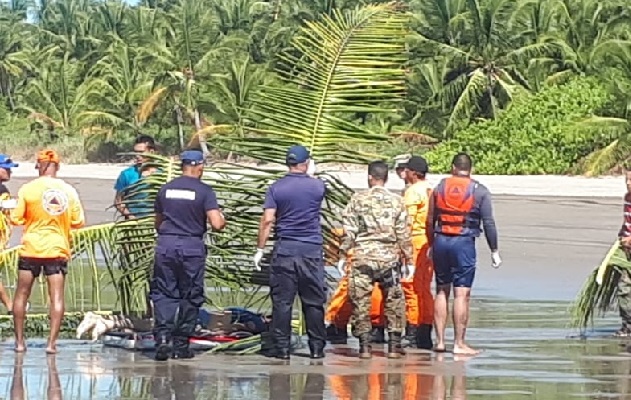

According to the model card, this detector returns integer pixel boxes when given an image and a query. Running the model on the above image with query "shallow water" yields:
[0,297,628,399]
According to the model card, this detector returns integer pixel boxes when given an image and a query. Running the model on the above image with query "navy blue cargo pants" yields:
[269,253,327,352]
[150,236,206,345]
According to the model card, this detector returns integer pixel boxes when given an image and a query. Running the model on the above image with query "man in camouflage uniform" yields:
[338,160,414,359]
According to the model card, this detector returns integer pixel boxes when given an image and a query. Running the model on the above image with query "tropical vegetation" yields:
[0,0,629,173]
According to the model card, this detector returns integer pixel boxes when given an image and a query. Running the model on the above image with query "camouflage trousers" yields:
[349,262,405,337]
[618,267,631,329]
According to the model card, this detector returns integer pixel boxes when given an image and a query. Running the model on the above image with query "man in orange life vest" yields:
[427,153,501,355]
[402,156,434,349]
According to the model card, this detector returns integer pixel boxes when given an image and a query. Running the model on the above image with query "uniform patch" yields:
[42,189,69,216]
[165,189,196,200]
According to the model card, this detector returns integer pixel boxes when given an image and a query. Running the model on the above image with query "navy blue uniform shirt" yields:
[263,173,326,256]
[155,176,220,238]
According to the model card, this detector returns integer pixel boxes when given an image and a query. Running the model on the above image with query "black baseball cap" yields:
[406,156,429,173]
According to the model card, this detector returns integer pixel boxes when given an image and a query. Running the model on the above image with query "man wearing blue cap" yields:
[254,144,327,360]
[0,154,18,314]
[150,150,226,361]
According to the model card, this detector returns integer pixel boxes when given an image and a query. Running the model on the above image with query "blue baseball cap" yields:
[180,150,204,166]
[0,154,18,170]
[285,145,310,165]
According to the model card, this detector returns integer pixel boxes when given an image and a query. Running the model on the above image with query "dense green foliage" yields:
[1,0,631,172]
[425,78,615,174]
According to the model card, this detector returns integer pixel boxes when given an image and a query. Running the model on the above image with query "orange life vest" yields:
[434,176,477,236]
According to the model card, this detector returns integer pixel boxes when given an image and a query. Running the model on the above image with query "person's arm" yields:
[395,200,413,264]
[9,187,26,226]
[69,187,85,229]
[256,187,276,248]
[114,173,132,218]
[339,197,358,258]
[154,190,163,231]
[425,192,436,247]
[479,188,499,252]
[204,187,225,231]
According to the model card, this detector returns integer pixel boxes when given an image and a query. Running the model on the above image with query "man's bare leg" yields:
[13,271,35,352]
[433,284,451,352]
[46,273,65,354]
[452,287,478,355]
[0,281,12,312]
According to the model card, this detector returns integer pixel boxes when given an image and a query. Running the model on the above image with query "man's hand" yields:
[403,264,415,281]
[491,251,502,269]
[621,236,631,248]
[253,248,264,271]
[427,246,432,260]
[337,259,346,276]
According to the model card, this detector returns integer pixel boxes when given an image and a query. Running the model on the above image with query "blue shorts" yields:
[432,235,476,288]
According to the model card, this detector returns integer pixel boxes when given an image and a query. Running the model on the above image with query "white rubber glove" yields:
[1,198,16,209]
[253,248,264,271]
[337,259,346,276]
[403,264,415,281]
[307,159,317,176]
[491,251,502,269]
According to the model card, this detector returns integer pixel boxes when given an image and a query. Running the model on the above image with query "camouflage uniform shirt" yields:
[339,186,413,266]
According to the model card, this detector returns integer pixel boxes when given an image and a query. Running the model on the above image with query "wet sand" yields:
[0,179,627,399]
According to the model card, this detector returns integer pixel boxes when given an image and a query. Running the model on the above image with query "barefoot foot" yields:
[14,342,26,353]
[453,344,481,356]
[45,345,58,354]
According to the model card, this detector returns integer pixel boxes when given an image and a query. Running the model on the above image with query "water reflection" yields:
[10,353,62,400]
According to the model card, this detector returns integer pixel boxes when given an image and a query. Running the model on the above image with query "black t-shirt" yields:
[154,176,220,238]
[0,183,9,196]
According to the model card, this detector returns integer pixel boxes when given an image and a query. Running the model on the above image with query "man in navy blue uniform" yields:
[254,144,327,360]
[151,150,226,361]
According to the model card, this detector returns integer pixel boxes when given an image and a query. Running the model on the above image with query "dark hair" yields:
[452,152,472,172]
[368,160,389,181]
[134,134,155,150]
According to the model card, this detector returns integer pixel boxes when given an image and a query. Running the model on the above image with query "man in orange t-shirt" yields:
[402,156,434,349]
[10,150,85,353]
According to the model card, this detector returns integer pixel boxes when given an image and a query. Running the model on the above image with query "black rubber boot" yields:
[326,325,348,345]
[370,326,386,344]
[309,340,326,359]
[387,332,405,359]
[359,334,372,359]
[171,336,194,359]
[404,324,419,348]
[416,324,434,350]
[154,334,171,362]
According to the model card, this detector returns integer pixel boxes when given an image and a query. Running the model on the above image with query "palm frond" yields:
[211,3,410,165]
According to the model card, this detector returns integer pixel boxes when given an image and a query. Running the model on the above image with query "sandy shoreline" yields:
[6,161,626,198]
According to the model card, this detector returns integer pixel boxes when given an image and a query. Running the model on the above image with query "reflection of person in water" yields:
[10,353,62,400]
[150,364,196,400]
[269,373,324,400]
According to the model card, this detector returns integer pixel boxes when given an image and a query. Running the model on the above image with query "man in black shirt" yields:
[150,150,226,361]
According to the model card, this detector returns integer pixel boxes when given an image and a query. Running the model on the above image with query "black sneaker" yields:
[326,325,348,345]
[614,327,631,337]
[172,348,195,359]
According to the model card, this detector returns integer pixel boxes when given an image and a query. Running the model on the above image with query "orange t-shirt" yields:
[10,176,85,259]
[403,180,432,236]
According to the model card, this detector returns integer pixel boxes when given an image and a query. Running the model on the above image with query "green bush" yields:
[425,77,615,175]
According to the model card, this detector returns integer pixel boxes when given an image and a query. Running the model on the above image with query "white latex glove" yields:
[253,248,264,271]
[307,159,317,176]
[337,259,346,276]
[1,198,16,209]
[491,251,502,269]
[403,264,415,281]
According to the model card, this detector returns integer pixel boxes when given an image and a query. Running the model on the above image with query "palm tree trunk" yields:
[193,109,210,156]
[174,105,185,150]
